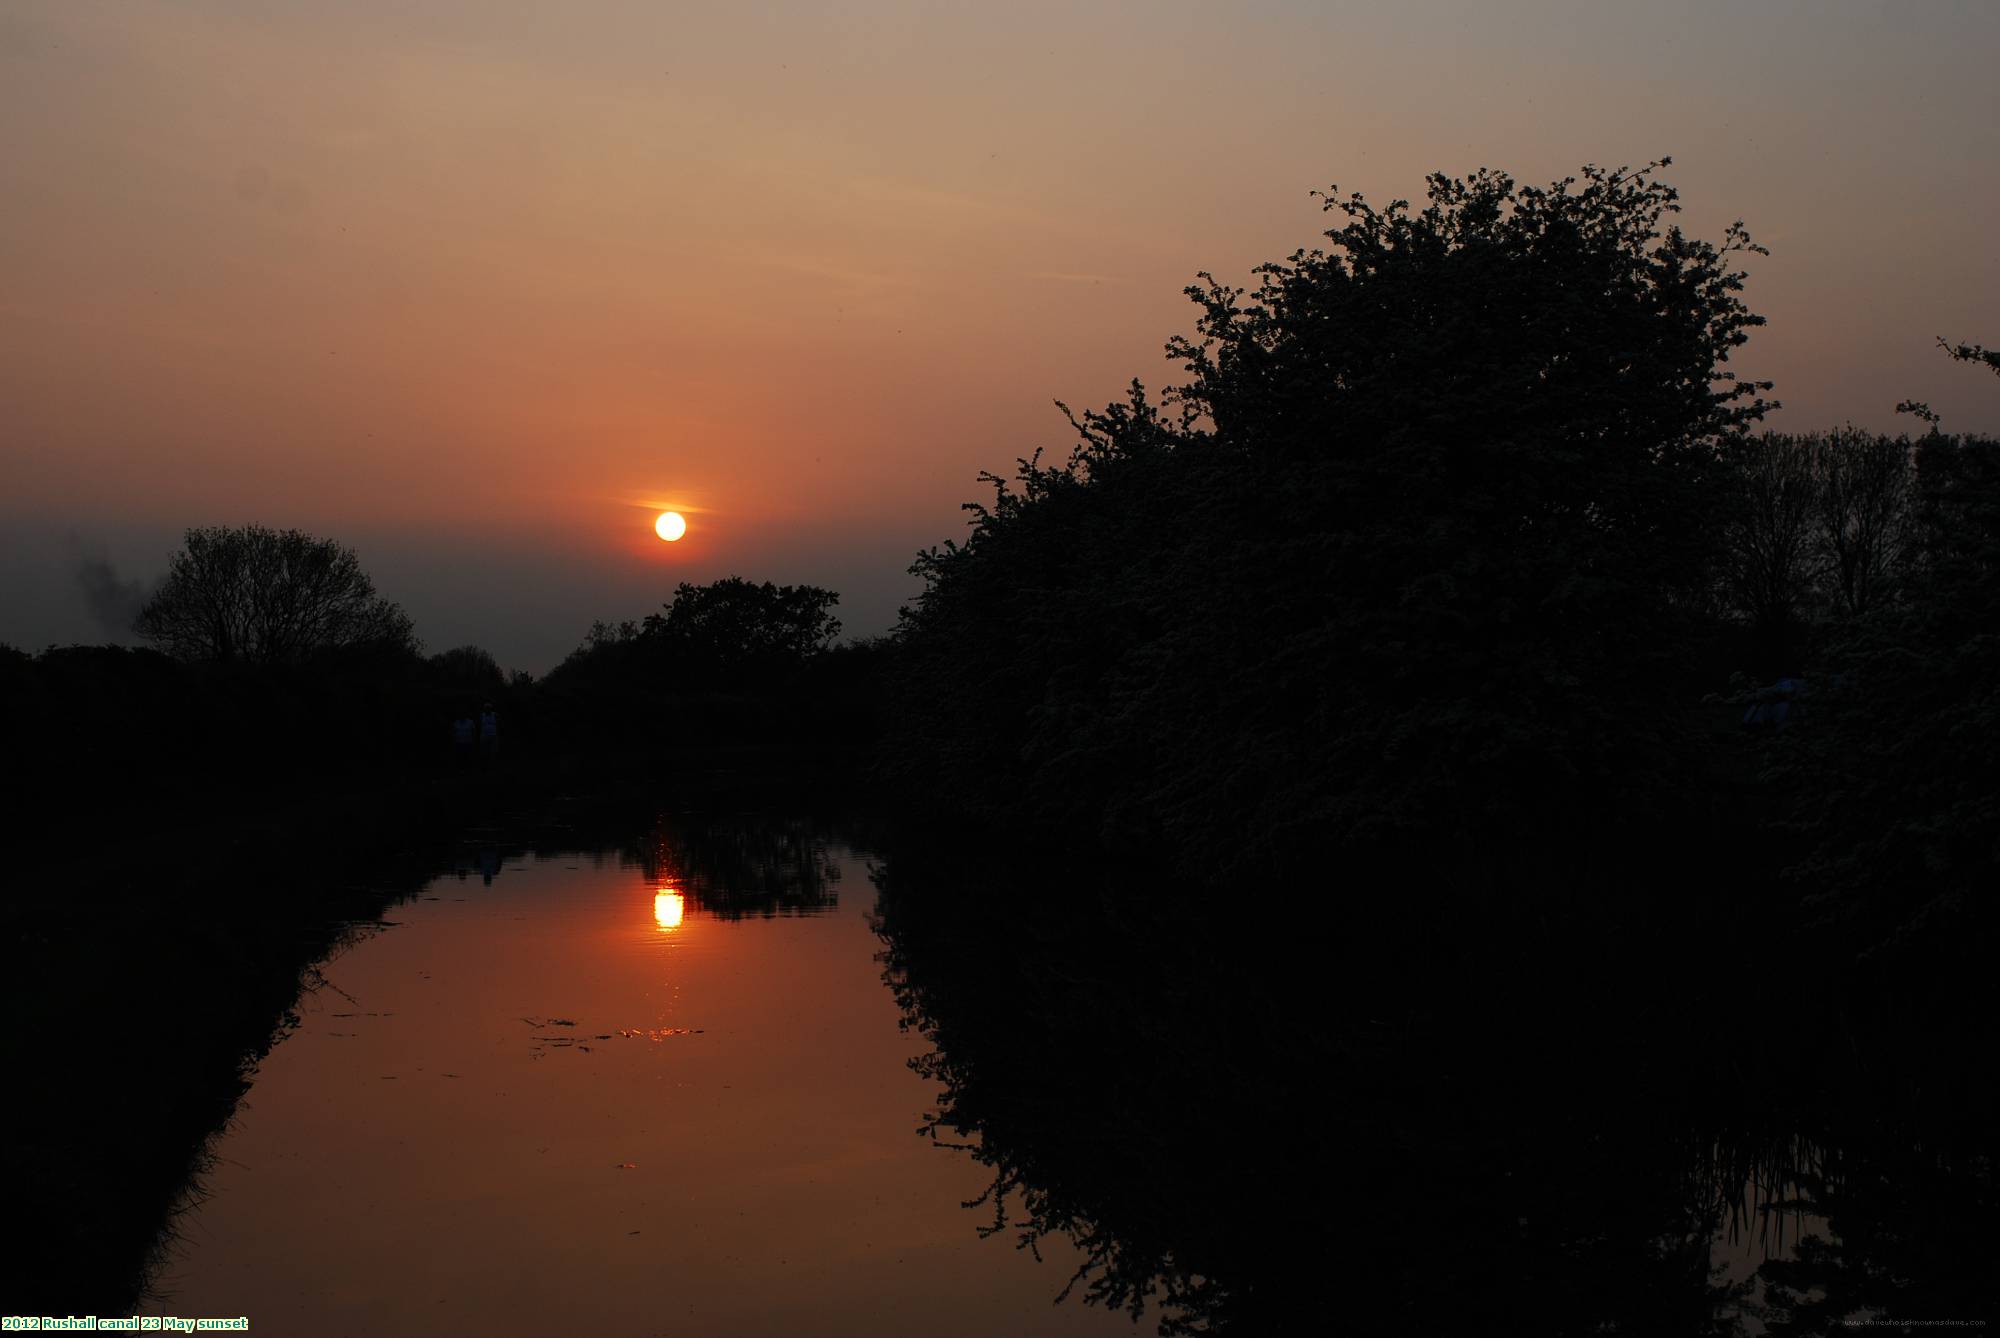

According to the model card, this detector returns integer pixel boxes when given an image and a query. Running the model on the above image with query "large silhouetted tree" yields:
[892,160,1772,883]
[1717,434,1822,661]
[1168,160,1770,461]
[1810,429,1913,619]
[1755,332,2000,961]
[552,576,842,695]
[134,526,416,666]
[643,577,842,672]
[1712,429,1918,659]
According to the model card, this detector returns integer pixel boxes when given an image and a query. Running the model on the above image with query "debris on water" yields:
[617,1162,637,1170]
[617,1027,702,1041]
[577,1044,592,1053]
[442,1073,459,1079]
[595,1034,612,1040]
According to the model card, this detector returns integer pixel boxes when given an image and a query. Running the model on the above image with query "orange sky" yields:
[4,0,1997,669]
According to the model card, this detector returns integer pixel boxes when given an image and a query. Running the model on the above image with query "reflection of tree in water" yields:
[873,847,1995,1336]
[876,851,1276,1332]
[1725,1123,1996,1332]
[429,813,843,917]
[635,813,840,919]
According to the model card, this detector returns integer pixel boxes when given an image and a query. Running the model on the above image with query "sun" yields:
[654,511,687,542]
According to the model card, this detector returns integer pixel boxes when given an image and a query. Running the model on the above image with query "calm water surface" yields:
[156,833,1131,1337]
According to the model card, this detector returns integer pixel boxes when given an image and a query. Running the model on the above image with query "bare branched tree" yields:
[134,526,416,665]
[1809,429,1914,618]
[1718,435,1822,639]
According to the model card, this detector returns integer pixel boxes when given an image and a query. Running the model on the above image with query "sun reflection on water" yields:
[653,888,686,931]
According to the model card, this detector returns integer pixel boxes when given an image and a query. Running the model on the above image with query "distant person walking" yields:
[452,713,476,765]
[479,702,500,762]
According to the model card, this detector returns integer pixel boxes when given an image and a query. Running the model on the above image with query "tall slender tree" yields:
[1810,430,1913,619]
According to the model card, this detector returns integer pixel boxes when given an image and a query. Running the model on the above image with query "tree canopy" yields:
[891,161,1772,884]
[554,577,843,691]
[134,526,416,666]
[644,576,843,674]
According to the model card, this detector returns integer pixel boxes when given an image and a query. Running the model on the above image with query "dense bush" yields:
[887,160,1999,959]
[889,162,1770,887]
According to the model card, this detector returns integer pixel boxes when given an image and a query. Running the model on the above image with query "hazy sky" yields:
[4,0,1996,671]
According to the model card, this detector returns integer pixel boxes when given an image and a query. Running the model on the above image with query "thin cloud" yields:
[1031,271,1127,285]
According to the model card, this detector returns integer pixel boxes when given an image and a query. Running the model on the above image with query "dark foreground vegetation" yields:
[873,835,1996,1336]
[884,162,2000,977]
[867,163,1998,1332]
[3,160,1996,1331]
[1,560,883,865]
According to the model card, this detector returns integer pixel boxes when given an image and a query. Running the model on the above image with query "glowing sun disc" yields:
[655,511,687,542]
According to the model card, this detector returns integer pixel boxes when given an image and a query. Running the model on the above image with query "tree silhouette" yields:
[1809,429,1913,619]
[1711,429,1918,664]
[892,160,1772,883]
[134,526,415,666]
[429,644,506,693]
[1939,336,2000,379]
[644,576,842,674]
[1717,434,1821,664]
[556,577,842,691]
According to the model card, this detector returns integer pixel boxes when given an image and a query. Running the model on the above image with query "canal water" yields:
[146,814,1993,1334]
[153,824,1130,1337]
